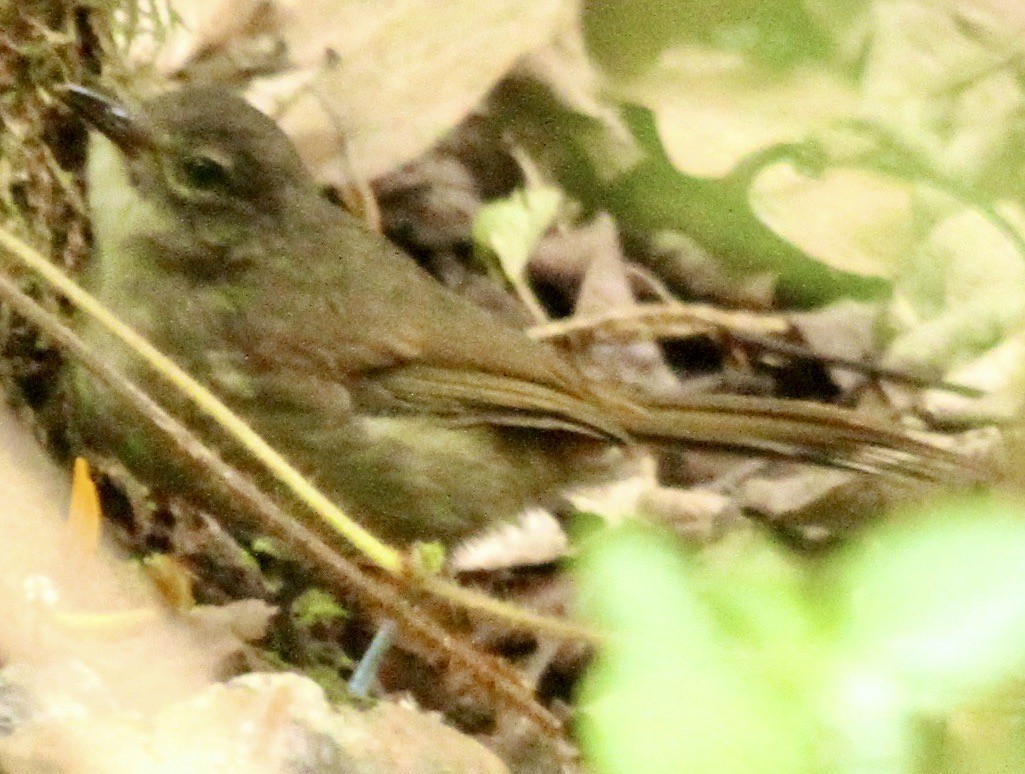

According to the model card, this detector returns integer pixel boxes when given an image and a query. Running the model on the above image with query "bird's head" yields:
[60,84,318,271]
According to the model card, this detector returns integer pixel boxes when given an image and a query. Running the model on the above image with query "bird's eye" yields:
[180,153,231,190]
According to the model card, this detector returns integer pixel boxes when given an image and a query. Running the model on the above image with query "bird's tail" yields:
[617,393,973,480]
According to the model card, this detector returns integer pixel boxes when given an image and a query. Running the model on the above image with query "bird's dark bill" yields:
[58,84,153,157]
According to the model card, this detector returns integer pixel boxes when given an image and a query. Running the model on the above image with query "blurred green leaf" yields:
[473,185,563,317]
[858,1,1025,187]
[583,0,832,75]
[598,116,889,305]
[473,186,563,282]
[694,532,822,685]
[292,587,349,628]
[576,525,812,774]
[831,500,1025,710]
[884,207,1025,376]
[577,499,1025,773]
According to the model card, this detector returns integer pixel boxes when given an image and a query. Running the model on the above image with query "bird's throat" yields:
[85,134,178,310]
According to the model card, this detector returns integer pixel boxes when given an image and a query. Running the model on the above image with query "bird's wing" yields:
[237,227,630,442]
[362,364,630,441]
[243,315,630,442]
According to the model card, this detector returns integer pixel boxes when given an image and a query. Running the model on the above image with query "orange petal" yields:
[68,457,102,554]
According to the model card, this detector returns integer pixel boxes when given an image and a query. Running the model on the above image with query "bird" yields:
[59,83,965,547]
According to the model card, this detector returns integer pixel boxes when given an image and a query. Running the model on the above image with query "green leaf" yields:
[292,587,349,628]
[250,535,285,559]
[473,186,563,284]
[858,1,1025,184]
[884,207,1025,376]
[576,525,812,774]
[694,532,822,686]
[472,185,562,318]
[831,499,1025,712]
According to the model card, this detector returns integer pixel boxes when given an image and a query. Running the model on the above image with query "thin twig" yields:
[527,301,788,341]
[529,301,984,397]
[735,331,985,398]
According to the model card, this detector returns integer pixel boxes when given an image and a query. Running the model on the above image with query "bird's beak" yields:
[57,84,155,157]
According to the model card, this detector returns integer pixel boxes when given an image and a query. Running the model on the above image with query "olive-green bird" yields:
[60,84,961,546]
